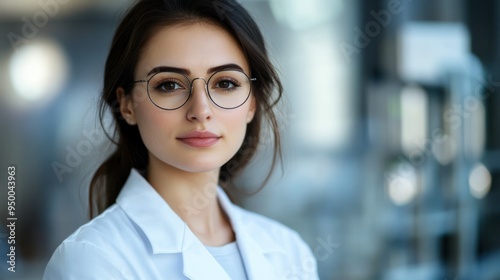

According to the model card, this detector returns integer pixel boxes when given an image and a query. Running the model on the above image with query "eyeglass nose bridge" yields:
[189,77,209,96]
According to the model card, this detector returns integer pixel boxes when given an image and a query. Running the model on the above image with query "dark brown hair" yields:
[89,0,283,218]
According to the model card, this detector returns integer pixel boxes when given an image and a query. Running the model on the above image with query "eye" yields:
[155,80,184,92]
[214,78,240,90]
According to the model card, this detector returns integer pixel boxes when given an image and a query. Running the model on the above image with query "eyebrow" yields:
[146,63,245,77]
[207,63,245,74]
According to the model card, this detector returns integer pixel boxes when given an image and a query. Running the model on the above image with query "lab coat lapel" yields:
[181,227,232,280]
[217,188,281,280]
[118,170,231,280]
[236,229,280,279]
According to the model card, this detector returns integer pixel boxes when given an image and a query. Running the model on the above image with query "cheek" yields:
[223,107,253,147]
[132,95,178,151]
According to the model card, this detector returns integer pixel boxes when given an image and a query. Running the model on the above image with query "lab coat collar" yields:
[116,169,185,254]
[217,187,285,279]
[117,170,232,279]
[116,169,283,279]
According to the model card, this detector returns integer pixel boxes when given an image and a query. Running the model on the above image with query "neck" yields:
[146,155,234,246]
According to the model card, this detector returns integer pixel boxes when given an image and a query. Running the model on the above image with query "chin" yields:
[151,150,237,175]
[180,165,221,174]
[171,158,228,174]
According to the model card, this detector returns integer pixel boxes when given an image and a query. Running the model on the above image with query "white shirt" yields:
[44,169,319,280]
[206,242,247,279]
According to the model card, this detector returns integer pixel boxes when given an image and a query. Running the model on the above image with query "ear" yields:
[246,95,256,123]
[117,87,137,125]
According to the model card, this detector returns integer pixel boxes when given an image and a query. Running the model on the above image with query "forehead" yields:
[136,22,250,76]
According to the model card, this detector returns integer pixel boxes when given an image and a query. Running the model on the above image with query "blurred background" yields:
[0,0,499,279]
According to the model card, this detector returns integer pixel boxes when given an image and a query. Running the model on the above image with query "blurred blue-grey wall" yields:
[0,0,499,279]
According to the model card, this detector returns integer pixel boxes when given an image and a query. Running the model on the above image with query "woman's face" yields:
[119,23,256,174]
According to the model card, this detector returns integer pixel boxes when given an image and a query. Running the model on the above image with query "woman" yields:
[44,0,318,279]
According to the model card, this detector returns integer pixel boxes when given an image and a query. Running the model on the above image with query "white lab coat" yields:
[44,169,319,280]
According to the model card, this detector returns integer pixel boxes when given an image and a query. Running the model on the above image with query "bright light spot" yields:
[469,163,491,199]
[292,30,353,150]
[388,177,418,206]
[465,102,486,159]
[432,135,456,165]
[386,163,418,206]
[401,85,428,156]
[9,40,68,103]
[398,23,470,85]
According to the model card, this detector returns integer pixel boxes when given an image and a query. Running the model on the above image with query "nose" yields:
[186,78,213,122]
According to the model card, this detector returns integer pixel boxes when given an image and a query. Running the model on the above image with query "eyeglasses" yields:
[131,70,256,110]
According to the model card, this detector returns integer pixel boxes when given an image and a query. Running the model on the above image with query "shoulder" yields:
[63,204,133,247]
[44,239,126,280]
[43,205,137,279]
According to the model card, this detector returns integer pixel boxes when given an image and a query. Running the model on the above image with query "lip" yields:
[177,131,221,148]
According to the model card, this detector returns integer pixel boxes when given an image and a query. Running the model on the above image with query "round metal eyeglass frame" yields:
[130,70,257,110]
